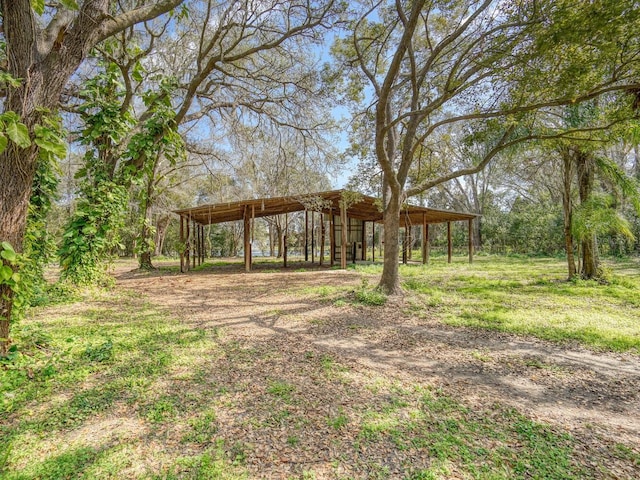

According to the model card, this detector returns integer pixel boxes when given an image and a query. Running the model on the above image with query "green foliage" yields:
[572,194,635,244]
[128,77,185,265]
[354,278,387,306]
[59,64,134,284]
[59,180,128,285]
[0,111,31,153]
[66,63,185,276]
[0,243,23,319]
[77,63,135,155]
[482,198,565,256]
[0,72,21,89]
[82,339,114,363]
[18,114,66,316]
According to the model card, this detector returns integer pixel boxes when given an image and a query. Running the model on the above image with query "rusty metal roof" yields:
[174,189,478,226]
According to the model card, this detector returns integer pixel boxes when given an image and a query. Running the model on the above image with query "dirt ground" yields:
[116,261,640,477]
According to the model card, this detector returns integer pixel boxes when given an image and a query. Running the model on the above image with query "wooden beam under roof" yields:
[174,189,478,226]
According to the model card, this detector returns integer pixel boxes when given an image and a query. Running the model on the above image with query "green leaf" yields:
[60,0,79,9]
[6,122,31,148]
[11,272,21,283]
[0,249,17,262]
[0,112,20,124]
[31,0,45,15]
[0,72,21,88]
[0,134,7,154]
[0,266,12,282]
[82,226,98,235]
[34,136,67,158]
[1,242,15,253]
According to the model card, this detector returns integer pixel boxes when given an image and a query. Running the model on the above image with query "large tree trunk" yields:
[378,192,402,294]
[576,150,598,279]
[0,0,182,355]
[0,138,39,355]
[561,152,577,279]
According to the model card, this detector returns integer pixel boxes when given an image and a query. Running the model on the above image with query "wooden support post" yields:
[243,206,251,272]
[196,225,200,266]
[250,206,254,266]
[202,225,206,263]
[192,220,196,269]
[320,214,325,266]
[195,224,199,266]
[304,210,309,262]
[372,224,375,263]
[329,210,335,267]
[186,216,190,271]
[422,214,428,265]
[283,213,288,268]
[340,203,347,269]
[311,211,315,264]
[447,221,452,264]
[362,221,367,262]
[402,224,408,264]
[179,215,185,273]
[349,217,356,264]
[468,218,474,264]
[283,235,288,267]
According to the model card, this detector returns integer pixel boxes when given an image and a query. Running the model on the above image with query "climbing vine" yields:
[59,63,133,284]
[127,77,185,269]
[1,113,66,325]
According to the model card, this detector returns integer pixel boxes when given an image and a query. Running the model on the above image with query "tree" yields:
[61,0,340,273]
[0,0,185,355]
[333,0,640,293]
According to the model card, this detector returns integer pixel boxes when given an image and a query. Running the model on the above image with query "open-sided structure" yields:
[174,189,478,272]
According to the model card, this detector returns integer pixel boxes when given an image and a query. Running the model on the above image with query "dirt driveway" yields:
[117,262,640,476]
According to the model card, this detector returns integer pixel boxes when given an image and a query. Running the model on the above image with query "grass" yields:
[350,384,592,479]
[353,256,640,353]
[2,256,639,478]
[0,289,245,479]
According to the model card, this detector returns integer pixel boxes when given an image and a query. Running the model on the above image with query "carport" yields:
[174,189,478,273]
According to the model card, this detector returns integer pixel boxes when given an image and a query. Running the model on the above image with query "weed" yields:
[327,408,349,430]
[145,395,179,423]
[471,349,491,362]
[267,380,295,402]
[354,278,387,306]
[82,339,114,363]
[183,410,218,444]
[229,441,248,466]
